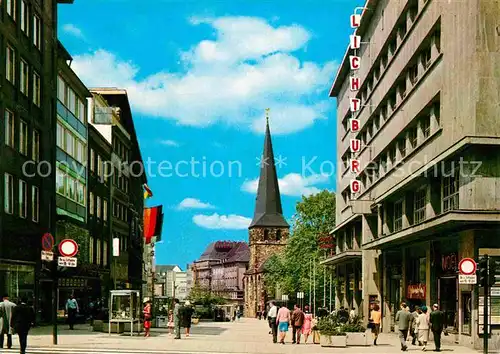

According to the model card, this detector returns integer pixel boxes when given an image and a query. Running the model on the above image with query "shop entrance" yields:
[438,276,458,330]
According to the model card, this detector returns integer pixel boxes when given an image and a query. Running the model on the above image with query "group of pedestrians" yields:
[143,299,194,339]
[396,302,445,352]
[266,301,313,345]
[0,294,35,354]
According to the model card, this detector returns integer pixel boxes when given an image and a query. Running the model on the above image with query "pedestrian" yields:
[417,306,430,350]
[267,301,278,344]
[349,307,356,320]
[173,299,181,339]
[182,301,194,337]
[65,295,79,330]
[369,304,381,346]
[11,297,35,354]
[429,304,445,352]
[143,299,152,337]
[88,298,95,327]
[0,294,16,349]
[410,306,420,345]
[395,302,411,351]
[167,310,174,336]
[291,304,305,344]
[276,303,290,345]
[301,306,313,344]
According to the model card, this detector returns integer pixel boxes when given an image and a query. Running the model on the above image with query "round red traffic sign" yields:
[459,258,476,275]
[59,239,78,257]
[41,233,54,251]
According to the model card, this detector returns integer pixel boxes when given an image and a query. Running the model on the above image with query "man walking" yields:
[0,295,16,349]
[11,297,35,354]
[267,301,278,343]
[395,302,411,351]
[291,304,305,344]
[430,304,445,352]
[409,306,419,345]
[65,295,79,330]
[173,299,182,339]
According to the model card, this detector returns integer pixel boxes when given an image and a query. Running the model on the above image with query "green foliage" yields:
[187,284,225,306]
[263,190,336,302]
[316,313,365,335]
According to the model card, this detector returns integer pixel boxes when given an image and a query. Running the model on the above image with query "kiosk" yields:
[109,290,141,336]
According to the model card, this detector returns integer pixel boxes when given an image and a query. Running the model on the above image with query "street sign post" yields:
[41,251,54,261]
[459,274,477,284]
[42,233,55,252]
[58,257,77,267]
[459,258,477,275]
[58,239,78,257]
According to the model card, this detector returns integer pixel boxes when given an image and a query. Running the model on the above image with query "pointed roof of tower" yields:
[249,110,289,229]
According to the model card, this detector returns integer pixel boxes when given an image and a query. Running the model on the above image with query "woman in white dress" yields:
[416,306,430,351]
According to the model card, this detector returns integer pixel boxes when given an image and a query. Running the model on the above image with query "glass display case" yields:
[109,290,140,336]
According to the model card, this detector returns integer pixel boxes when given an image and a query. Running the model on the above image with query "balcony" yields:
[320,250,362,266]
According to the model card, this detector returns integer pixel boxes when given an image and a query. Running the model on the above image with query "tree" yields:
[187,284,225,306]
[263,190,336,307]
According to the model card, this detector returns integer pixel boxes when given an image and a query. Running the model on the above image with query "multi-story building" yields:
[192,241,249,305]
[0,0,65,320]
[87,124,112,298]
[155,265,188,300]
[88,88,146,291]
[327,0,500,349]
[55,41,92,311]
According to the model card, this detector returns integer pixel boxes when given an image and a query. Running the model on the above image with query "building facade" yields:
[89,88,146,291]
[0,0,64,322]
[192,241,249,305]
[327,0,500,350]
[155,265,188,300]
[244,119,289,318]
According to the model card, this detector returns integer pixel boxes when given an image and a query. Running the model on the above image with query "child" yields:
[167,310,174,336]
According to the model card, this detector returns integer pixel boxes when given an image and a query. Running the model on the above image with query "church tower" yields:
[244,110,289,317]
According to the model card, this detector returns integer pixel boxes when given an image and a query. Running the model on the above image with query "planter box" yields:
[346,331,369,346]
[123,321,142,333]
[92,320,105,332]
[103,322,124,333]
[320,334,347,347]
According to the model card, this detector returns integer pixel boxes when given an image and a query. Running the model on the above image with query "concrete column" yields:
[382,203,389,235]
[377,205,383,238]
[362,249,380,326]
[335,267,341,309]
[401,248,407,302]
[382,251,390,332]
[426,242,431,308]
[405,130,411,156]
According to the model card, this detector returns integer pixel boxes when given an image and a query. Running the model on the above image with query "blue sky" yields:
[58,0,364,268]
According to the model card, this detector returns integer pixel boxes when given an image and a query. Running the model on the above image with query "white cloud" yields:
[159,139,180,147]
[177,198,215,210]
[62,24,84,38]
[193,213,251,230]
[71,16,337,135]
[241,173,329,197]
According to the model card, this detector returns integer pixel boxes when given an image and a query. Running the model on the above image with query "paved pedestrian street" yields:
[0,319,480,354]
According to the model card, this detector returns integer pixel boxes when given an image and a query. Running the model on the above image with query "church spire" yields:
[249,109,289,229]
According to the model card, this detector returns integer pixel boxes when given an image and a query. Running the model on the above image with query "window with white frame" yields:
[90,149,95,172]
[97,155,102,178]
[19,180,27,218]
[56,122,64,148]
[393,199,403,232]
[32,185,39,223]
[103,240,108,266]
[32,130,40,162]
[20,120,28,155]
[33,71,41,106]
[20,0,29,34]
[57,76,65,102]
[97,240,101,265]
[56,169,65,195]
[6,45,15,84]
[89,236,94,263]
[6,0,16,20]
[33,14,41,49]
[103,199,108,221]
[443,169,459,212]
[4,174,14,214]
[5,109,15,147]
[20,59,29,95]
[96,196,101,219]
[89,192,94,215]
[414,187,427,224]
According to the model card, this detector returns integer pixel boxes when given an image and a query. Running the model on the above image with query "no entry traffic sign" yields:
[459,258,477,275]
[59,239,79,257]
[41,233,54,252]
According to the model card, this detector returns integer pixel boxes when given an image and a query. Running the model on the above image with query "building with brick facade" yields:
[244,118,289,318]
[326,0,500,350]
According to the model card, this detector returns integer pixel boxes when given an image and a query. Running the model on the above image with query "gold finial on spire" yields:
[265,108,270,124]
